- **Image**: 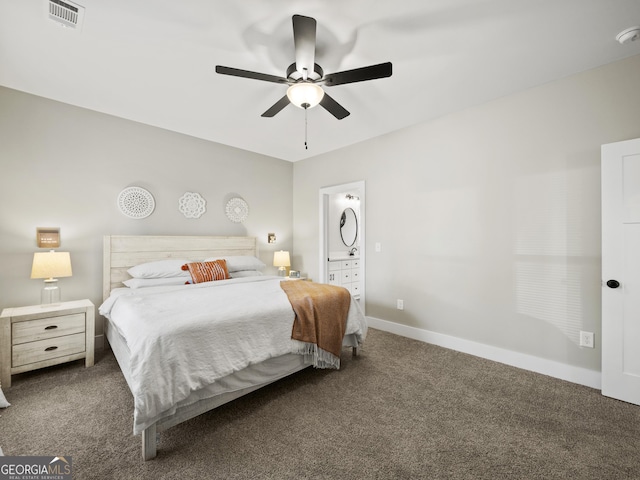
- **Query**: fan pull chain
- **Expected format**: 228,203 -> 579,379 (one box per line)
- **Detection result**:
304,106 -> 308,150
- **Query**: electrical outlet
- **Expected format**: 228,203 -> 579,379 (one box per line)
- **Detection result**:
397,299 -> 404,310
579,331 -> 594,348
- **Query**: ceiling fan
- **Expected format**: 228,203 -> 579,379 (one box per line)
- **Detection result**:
215,14 -> 392,120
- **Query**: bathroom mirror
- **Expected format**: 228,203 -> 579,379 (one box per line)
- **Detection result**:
340,208 -> 358,247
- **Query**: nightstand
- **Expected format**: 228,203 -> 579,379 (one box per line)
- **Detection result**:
0,299 -> 95,388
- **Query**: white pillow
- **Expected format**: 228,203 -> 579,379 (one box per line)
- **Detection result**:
230,270 -> 264,278
204,256 -> 265,272
127,259 -> 190,279
124,277 -> 190,289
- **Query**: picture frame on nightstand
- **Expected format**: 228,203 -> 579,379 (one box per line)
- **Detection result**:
288,270 -> 300,278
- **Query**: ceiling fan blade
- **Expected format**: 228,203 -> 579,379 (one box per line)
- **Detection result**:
324,62 -> 392,86
261,95 -> 291,117
319,93 -> 350,120
292,14 -> 316,77
215,65 -> 288,84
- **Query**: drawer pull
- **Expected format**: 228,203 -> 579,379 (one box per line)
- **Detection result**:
44,346 -> 58,352
44,325 -> 58,330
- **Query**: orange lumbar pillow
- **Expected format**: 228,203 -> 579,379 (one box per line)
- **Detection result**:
182,260 -> 229,284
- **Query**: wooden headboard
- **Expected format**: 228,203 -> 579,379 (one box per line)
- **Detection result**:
103,235 -> 258,301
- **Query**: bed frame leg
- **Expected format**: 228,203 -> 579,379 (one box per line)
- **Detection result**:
142,424 -> 158,461
352,346 -> 358,357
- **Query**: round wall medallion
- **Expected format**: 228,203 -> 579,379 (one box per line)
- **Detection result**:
225,197 -> 249,223
179,192 -> 206,219
117,186 -> 155,219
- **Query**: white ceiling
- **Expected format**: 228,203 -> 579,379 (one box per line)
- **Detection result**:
1,0 -> 639,162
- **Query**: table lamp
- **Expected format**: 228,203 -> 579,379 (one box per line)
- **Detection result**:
273,251 -> 290,277
31,251 -> 72,304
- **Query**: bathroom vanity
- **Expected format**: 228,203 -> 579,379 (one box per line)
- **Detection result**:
328,257 -> 360,298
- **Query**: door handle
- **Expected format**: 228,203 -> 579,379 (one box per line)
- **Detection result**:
606,279 -> 620,289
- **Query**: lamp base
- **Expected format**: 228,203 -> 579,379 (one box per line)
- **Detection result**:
277,267 -> 287,277
41,279 -> 60,304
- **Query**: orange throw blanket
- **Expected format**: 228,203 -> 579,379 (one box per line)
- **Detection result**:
280,280 -> 351,369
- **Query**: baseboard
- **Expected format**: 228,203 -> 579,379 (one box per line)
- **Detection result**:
366,316 -> 601,390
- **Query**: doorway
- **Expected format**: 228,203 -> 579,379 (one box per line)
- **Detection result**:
319,181 -> 365,314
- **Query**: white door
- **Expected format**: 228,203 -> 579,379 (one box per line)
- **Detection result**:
601,137 -> 640,405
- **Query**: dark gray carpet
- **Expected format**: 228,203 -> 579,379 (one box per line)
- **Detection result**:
1,328 -> 639,479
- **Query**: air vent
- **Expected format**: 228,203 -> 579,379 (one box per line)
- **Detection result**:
48,0 -> 84,29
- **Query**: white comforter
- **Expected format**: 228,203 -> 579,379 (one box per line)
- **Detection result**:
99,276 -> 367,434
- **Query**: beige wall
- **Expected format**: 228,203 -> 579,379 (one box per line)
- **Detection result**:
293,54 -> 640,373
0,88 -> 293,339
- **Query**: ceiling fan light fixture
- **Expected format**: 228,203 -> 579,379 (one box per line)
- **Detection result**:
287,82 -> 324,109
217,15 -> 391,120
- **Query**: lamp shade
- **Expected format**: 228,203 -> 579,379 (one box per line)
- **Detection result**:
286,82 -> 324,109
31,251 -> 72,280
273,251 -> 291,268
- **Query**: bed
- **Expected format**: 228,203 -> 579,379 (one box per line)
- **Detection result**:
99,235 -> 367,460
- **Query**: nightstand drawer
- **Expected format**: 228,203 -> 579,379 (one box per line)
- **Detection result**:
12,314 -> 85,345
12,332 -> 86,368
